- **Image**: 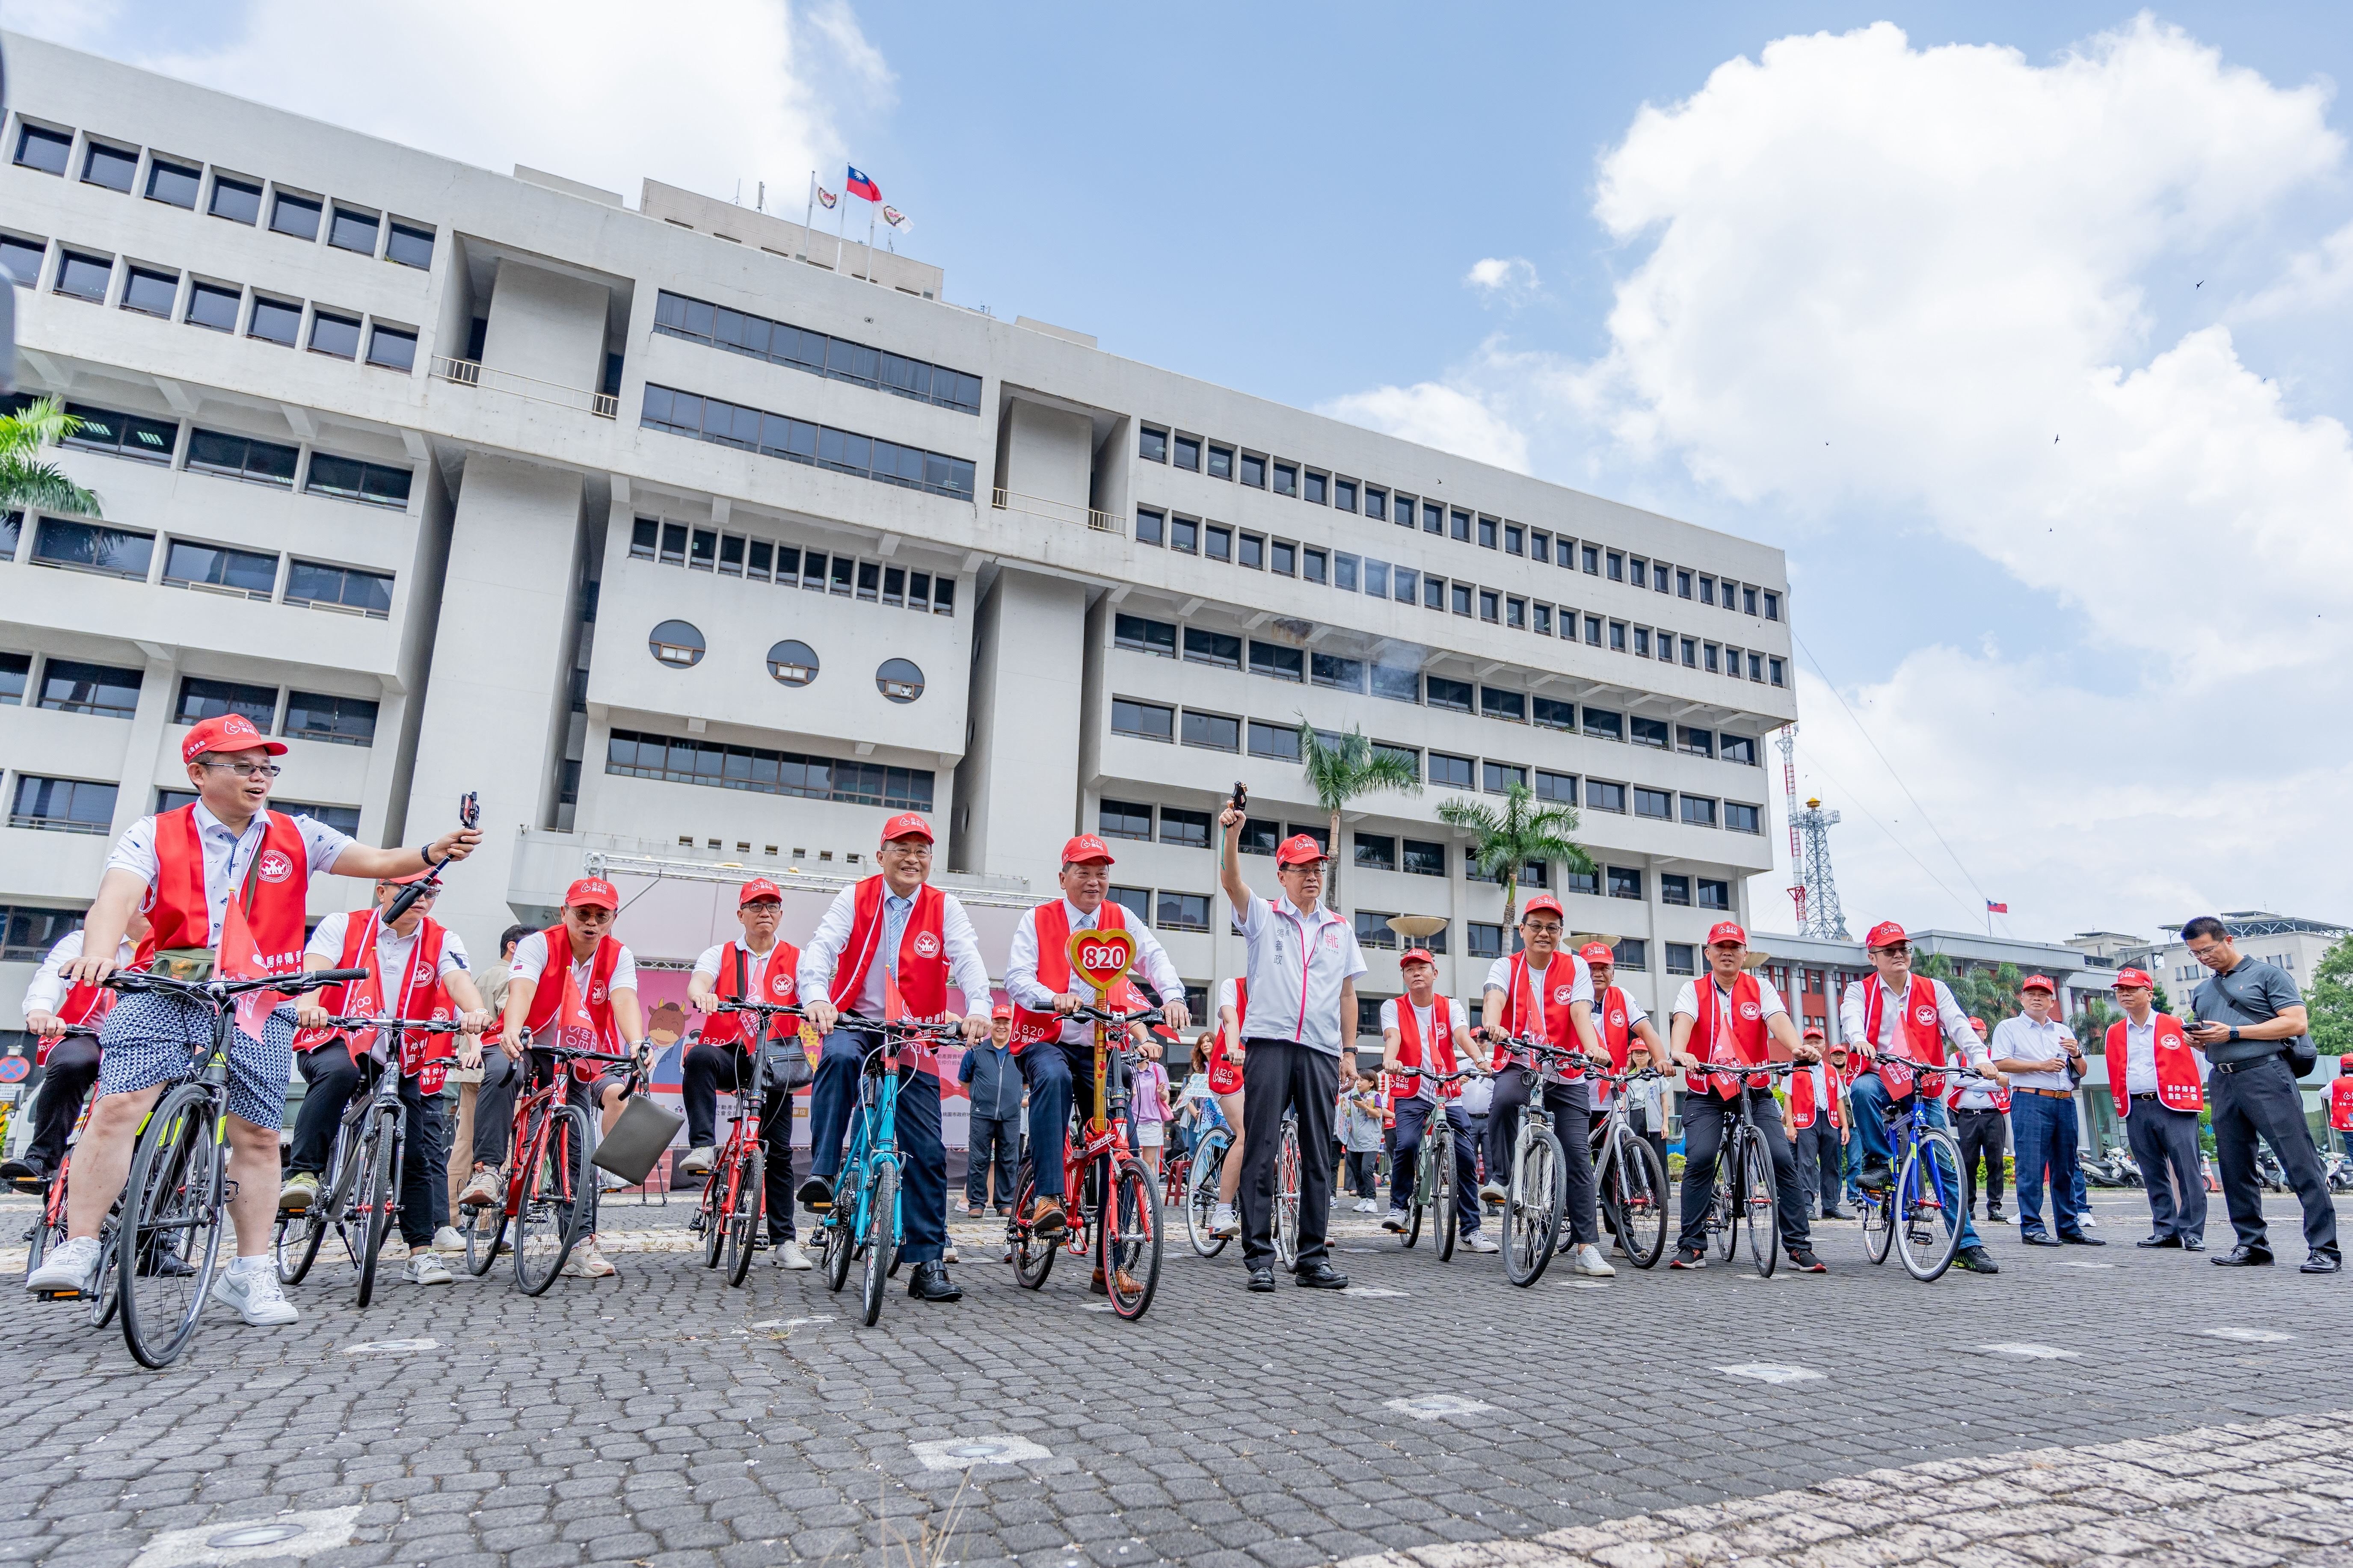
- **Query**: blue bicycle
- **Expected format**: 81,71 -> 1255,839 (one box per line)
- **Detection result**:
817,1014 -> 961,1326
1857,1051 -> 1966,1281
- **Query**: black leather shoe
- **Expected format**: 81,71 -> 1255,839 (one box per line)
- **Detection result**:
1246,1266 -> 1277,1293
2182,1237 -> 2205,1252
1822,1209 -> 1849,1222
1293,1260 -> 1350,1290
1953,1245 -> 2000,1274
906,1261 -> 962,1301
2212,1245 -> 2274,1266
0,1157 -> 46,1187
1855,1163 -> 1893,1193
797,1175 -> 834,1210
2059,1233 -> 2106,1247
2137,1235 -> 2181,1248
2020,1233 -> 2060,1247
2300,1254 -> 2341,1275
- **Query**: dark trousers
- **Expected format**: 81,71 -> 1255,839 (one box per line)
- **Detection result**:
2125,1101 -> 2207,1242
290,1043 -> 448,1246
1676,1087 -> 1810,1254
809,1027 -> 948,1265
1486,1070 -> 1597,1247
23,1035 -> 102,1172
1955,1106 -> 2008,1217
967,1114 -> 1019,1210
1390,1095 -> 1482,1230
472,1050 -> 603,1232
1793,1117 -> 1846,1217
682,1042 -> 802,1241
2211,1054 -> 2338,1260
1344,1150 -> 1379,1198
1019,1039 -> 1125,1199
2339,1129 -> 2353,1160
2010,1092 -> 2085,1239
681,1041 -> 741,1148
1238,1038 -> 1337,1268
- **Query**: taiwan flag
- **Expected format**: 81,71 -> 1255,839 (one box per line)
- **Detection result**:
1986,900 -> 2008,914
845,166 -> 881,202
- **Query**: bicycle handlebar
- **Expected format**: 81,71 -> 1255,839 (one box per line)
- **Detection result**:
323,1015 -> 468,1033
507,1027 -> 635,1064
1867,1050 -> 1967,1076
834,1012 -> 967,1040
712,998 -> 805,1016
108,966 -> 369,1000
1071,1002 -> 1166,1028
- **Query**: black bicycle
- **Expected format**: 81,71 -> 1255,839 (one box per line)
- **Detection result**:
691,998 -> 805,1287
102,965 -> 367,1368
1480,1031 -> 1589,1287
1690,1057 -> 1798,1278
1588,1065 -> 1671,1269
1391,1065 -> 1484,1259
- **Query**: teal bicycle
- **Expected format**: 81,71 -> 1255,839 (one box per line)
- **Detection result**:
816,1013 -> 962,1327
1857,1051 -> 1966,1281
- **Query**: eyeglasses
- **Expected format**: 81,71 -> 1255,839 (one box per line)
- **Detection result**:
1874,944 -> 1912,957
200,760 -> 282,779
1522,922 -> 1562,936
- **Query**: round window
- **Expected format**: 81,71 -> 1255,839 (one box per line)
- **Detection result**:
767,639 -> 819,687
876,657 -> 925,704
649,619 -> 705,668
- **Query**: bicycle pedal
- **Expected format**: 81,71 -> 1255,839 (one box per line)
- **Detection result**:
33,1288 -> 84,1301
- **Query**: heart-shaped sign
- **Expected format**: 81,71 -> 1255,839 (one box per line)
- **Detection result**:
1067,929 -> 1136,997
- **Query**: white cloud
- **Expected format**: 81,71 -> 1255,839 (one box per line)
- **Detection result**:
1318,381 -> 1531,473
1464,256 -> 1541,305
2236,218 -> 2353,320
41,0 -> 877,208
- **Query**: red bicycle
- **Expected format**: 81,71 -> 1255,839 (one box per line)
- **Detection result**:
460,1032 -> 634,1293
22,1026 -> 103,1315
1008,1002 -> 1165,1319
691,998 -> 804,1287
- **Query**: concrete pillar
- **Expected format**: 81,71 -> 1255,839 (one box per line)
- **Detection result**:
481,259 -> 608,394
954,568 -> 1086,896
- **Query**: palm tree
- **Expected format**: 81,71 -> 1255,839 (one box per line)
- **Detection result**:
1295,721 -> 1421,911
0,396 -> 100,517
1437,781 -> 1592,943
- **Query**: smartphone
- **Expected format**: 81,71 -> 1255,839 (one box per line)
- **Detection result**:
459,790 -> 480,830
1232,780 -> 1248,811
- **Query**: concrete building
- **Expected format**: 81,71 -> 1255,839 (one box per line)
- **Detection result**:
0,33 -> 1796,1059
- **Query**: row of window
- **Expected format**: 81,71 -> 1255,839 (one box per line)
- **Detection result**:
623,517 -> 958,614
641,385 -> 978,501
652,292 -> 982,414
605,728 -> 935,811
3,512 -> 395,619
2,230 -> 424,374
639,620 -> 928,701
11,116 -> 436,268
1111,614 -> 1766,761
6,394 -> 414,509
0,657 -> 378,747
2,775 -> 364,839
1134,431 -> 1781,623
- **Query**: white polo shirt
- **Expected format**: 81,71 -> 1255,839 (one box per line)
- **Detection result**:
1991,1013 -> 2077,1092
106,804 -> 354,938
1231,893 -> 1367,1057
1379,994 -> 1468,1103
510,930 -> 639,999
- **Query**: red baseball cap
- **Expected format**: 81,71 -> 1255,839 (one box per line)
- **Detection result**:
991,1003 -> 1012,1021
879,812 -> 934,847
738,877 -> 783,907
1399,948 -> 1437,967
564,876 -> 619,911
380,870 -> 439,887
1274,833 -> 1327,866
1706,920 -> 1748,948
181,712 -> 287,764
1864,920 -> 1908,950
1521,894 -> 1565,921
2021,974 -> 2056,993
1578,941 -> 1615,966
1969,1016 -> 1990,1035
1802,1024 -> 1826,1041
2114,967 -> 2154,990
1061,834 -> 1115,866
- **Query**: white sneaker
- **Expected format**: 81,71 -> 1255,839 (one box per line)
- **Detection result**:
598,1170 -> 628,1193
773,1240 -> 812,1271
1381,1208 -> 1410,1234
560,1241 -> 616,1278
678,1145 -> 717,1177
1479,1181 -> 1507,1204
378,1235 -> 411,1261
1462,1233 -> 1499,1254
430,1226 -> 466,1254
1357,1198 -> 1378,1213
26,1235 -> 102,1295
2078,1213 -> 2098,1228
404,1252 -> 454,1286
943,1244 -> 960,1263
1573,1243 -> 1617,1278
211,1260 -> 301,1325
1211,1203 -> 1239,1238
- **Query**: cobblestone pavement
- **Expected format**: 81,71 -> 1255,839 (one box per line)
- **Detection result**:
8,1189 -> 2352,1568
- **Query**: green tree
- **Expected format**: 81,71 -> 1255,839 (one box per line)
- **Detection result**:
1295,722 -> 1420,912
2312,934 -> 2353,1057
1436,782 -> 1591,942
0,396 -> 100,516
1916,954 -> 2023,1032
2071,996 -> 2119,1052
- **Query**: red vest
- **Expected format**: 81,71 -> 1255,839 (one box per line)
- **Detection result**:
1008,899 -> 1144,1054
2330,1076 -> 2353,1133
295,912 -> 459,1092
1390,994 -> 1461,1101
1685,972 -> 1771,1099
1494,952 -> 1587,1081
1790,1062 -> 1845,1130
697,940 -> 803,1047
1863,976 -> 1946,1099
2106,1012 -> 2204,1115
1590,985 -> 1637,1108
830,877 -> 950,1020
522,929 -> 625,1082
136,805 -> 311,974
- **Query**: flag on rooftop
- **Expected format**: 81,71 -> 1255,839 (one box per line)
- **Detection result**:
846,166 -> 881,202
1986,900 -> 2008,914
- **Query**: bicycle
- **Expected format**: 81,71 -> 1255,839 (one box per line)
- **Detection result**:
1688,1057 -> 1798,1278
458,1030 -> 636,1294
1480,1031 -> 1583,1287
1588,1065 -> 1671,1269
1008,1003 -> 1167,1319
1182,1110 -> 1233,1258
690,997 -> 804,1288
1393,1065 -> 1484,1259
1272,1109 -> 1302,1269
21,1026 -> 97,1281
272,1008 -> 467,1305
1855,1052 -> 1967,1281
98,964 -> 367,1369
815,1013 -> 964,1328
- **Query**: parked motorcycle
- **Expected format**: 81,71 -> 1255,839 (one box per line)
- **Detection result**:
2078,1148 -> 2143,1188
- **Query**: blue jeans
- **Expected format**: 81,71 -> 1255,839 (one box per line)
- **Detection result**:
808,1027 -> 948,1266
2009,1092 -> 2084,1239
1848,1072 -> 1981,1251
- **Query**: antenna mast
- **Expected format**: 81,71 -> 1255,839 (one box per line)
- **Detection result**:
1778,727 -> 1850,940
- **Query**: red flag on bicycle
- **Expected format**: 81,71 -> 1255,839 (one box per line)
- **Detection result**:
217,896 -> 287,1040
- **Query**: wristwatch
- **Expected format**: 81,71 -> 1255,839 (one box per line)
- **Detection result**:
2229,1027 -> 2241,1044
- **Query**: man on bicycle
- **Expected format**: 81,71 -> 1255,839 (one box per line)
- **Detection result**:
1836,920 -> 2001,1275
1668,921 -> 1826,1273
286,873 -> 492,1286
797,814 -> 993,1304
26,713 -> 482,1319
1580,941 -> 1670,1248
682,877 -> 812,1271
1478,896 -> 1614,1278
460,876 -> 650,1280
1377,948 -> 1488,1252
1003,835 -> 1190,1277
2,910 -> 146,1190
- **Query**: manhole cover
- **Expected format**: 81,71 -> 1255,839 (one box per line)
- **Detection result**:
206,1526 -> 305,1550
910,1434 -> 1053,1470
130,1506 -> 363,1568
1716,1363 -> 1824,1385
1340,1286 -> 1406,1297
2051,1261 -> 2114,1269
1980,1343 -> 2079,1359
340,1339 -> 439,1355
2202,1327 -> 2292,1343
1383,1394 -> 1493,1420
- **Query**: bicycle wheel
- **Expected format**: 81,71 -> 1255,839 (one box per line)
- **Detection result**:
725,1148 -> 764,1288
822,1164 -> 862,1294
859,1160 -> 898,1328
86,1222 -> 121,1327
25,1186 -> 68,1283
118,1084 -> 227,1370
1895,1127 -> 1964,1282
1011,1160 -> 1056,1288
1184,1138 -> 1226,1259
355,1112 -> 400,1308
1273,1121 -> 1301,1270
1612,1131 -> 1670,1269
1712,1142 -> 1741,1263
1502,1127 -> 1566,1287
1102,1156 -> 1162,1320
462,1198 -> 507,1277
1433,1125 -> 1458,1262
698,1145 -> 729,1269
514,1105 -> 591,1296
1740,1127 -> 1778,1278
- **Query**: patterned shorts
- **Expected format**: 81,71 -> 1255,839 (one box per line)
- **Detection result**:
98,992 -> 298,1130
